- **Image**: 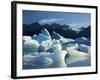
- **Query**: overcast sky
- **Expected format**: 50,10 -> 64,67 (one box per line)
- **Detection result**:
23,10 -> 90,30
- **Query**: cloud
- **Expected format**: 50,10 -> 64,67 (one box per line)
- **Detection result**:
68,23 -> 89,31
39,18 -> 62,24
68,23 -> 88,27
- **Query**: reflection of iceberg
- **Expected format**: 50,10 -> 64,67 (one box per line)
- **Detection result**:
23,29 -> 91,69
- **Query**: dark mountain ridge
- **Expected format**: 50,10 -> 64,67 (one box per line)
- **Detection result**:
23,22 -> 90,39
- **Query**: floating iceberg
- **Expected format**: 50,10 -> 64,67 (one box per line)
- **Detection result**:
65,44 -> 90,64
32,28 -> 51,43
31,55 -> 53,66
23,29 -> 91,69
23,54 -> 53,68
38,40 -> 51,52
74,37 -> 90,45
41,28 -> 51,38
51,39 -> 60,44
23,39 -> 40,55
23,36 -> 32,43
33,33 -> 51,43
52,31 -> 63,39
23,50 -> 67,68
78,44 -> 90,53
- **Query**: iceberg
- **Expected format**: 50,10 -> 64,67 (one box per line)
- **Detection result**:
23,50 -> 67,68
78,44 -> 90,53
52,31 -> 63,39
23,36 -> 32,43
65,45 -> 90,64
74,37 -> 90,45
23,29 -> 91,69
32,55 -> 53,66
38,40 -> 51,52
23,54 -> 53,68
51,39 -> 60,44
33,33 -> 51,43
41,28 -> 51,38
52,44 -> 62,53
32,28 -> 51,43
23,39 -> 40,55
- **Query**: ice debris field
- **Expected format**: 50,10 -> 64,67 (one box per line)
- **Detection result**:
23,28 -> 91,69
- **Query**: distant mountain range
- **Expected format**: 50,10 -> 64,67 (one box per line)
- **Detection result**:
23,22 -> 90,39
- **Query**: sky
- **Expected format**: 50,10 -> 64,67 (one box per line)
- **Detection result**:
23,10 -> 91,30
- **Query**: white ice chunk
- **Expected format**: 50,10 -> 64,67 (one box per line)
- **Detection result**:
23,36 -> 32,42
38,40 -> 51,52
32,55 -> 53,66
32,33 -> 51,43
52,39 -> 60,44
52,44 -> 62,53
52,31 -> 63,39
23,39 -> 40,55
23,54 -> 53,67
23,50 -> 68,68
41,28 -> 51,38
79,44 -> 90,53
65,45 -> 90,64
74,37 -> 89,45
32,29 -> 51,43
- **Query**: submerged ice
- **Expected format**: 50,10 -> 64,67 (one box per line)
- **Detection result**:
23,28 -> 91,69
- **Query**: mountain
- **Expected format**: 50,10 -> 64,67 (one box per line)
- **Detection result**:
23,22 -> 43,36
23,22 -> 90,39
78,26 -> 91,38
43,23 -> 77,38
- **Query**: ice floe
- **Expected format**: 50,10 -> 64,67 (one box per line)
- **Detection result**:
23,29 -> 91,69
